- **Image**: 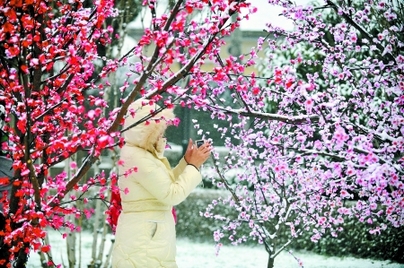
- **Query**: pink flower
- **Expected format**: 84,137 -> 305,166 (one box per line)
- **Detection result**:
70,162 -> 77,169
340,190 -> 352,199
318,216 -> 326,225
305,98 -> 314,113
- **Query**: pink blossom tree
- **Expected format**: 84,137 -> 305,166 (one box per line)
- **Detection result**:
197,0 -> 403,267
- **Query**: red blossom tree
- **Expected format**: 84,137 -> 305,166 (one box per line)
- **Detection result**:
0,0 -> 256,266
0,0 -> 403,267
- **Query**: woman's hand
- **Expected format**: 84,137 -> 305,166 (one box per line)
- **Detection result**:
183,139 -> 211,170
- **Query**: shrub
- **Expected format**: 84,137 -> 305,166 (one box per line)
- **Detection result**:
176,189 -> 226,241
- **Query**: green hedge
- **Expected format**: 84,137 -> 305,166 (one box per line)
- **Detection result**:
295,217 -> 404,264
175,189 -> 404,264
175,189 -> 224,241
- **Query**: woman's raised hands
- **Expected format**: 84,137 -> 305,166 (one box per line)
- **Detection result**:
183,139 -> 212,170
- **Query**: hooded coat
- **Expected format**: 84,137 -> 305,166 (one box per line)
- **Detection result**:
112,99 -> 202,268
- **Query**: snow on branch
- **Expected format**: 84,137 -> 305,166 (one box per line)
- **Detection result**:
212,105 -> 320,124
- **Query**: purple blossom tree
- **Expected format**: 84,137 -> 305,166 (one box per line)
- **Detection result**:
196,0 -> 403,267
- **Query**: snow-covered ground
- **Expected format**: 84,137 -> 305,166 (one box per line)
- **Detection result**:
27,230 -> 404,268
177,238 -> 404,268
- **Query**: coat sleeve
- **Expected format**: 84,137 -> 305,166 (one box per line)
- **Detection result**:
136,158 -> 202,206
172,157 -> 188,179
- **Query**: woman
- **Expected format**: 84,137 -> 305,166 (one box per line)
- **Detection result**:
112,98 -> 211,267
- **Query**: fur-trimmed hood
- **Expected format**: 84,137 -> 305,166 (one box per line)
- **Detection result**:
123,98 -> 175,154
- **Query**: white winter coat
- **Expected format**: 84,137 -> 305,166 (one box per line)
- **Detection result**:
112,99 -> 201,268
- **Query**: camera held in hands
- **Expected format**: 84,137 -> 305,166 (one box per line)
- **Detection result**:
196,140 -> 204,148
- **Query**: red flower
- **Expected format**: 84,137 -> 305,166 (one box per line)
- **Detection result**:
252,87 -> 260,95
6,46 -> 20,58
106,190 -> 122,234
3,22 -> 14,33
285,79 -> 294,89
0,177 -> 10,185
41,245 -> 51,253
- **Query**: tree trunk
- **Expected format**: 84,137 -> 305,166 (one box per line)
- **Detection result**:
1,156 -> 29,267
267,255 -> 275,268
14,244 -> 30,268
67,228 -> 76,268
